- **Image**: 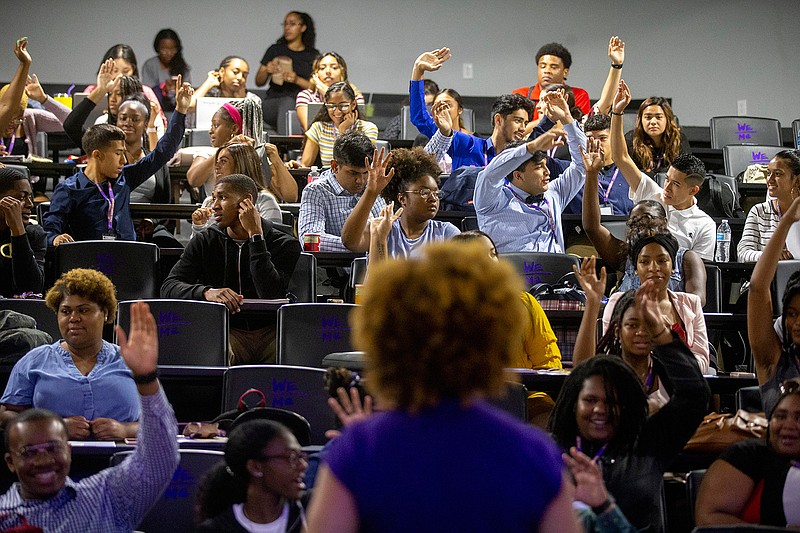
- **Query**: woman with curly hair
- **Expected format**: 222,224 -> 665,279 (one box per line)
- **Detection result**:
625,96 -> 690,175
307,241 -> 581,532
0,269 -> 140,440
549,281 -> 709,532
340,147 -> 459,259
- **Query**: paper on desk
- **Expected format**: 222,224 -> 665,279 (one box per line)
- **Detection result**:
69,441 -> 117,447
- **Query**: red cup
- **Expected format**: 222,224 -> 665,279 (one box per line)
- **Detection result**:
303,233 -> 321,252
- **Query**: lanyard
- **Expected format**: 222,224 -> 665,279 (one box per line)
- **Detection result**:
643,357 -> 655,392
7,134 -> 15,154
505,185 -> 557,234
94,181 -> 115,231
547,137 -> 562,158
576,436 -> 607,461
602,168 -> 620,204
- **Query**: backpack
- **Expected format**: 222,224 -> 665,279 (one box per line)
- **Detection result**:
529,273 -> 586,311
695,174 -> 744,219
440,166 -> 481,212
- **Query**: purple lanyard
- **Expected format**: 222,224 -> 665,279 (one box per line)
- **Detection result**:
547,137 -> 562,158
7,134 -> 15,154
94,181 -> 115,231
602,168 -> 620,204
643,358 -> 655,392
576,436 -> 607,461
505,185 -> 557,234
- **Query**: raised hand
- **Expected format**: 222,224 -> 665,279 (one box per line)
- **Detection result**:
14,37 -> 31,67
573,255 -> 607,304
542,89 -> 572,124
612,79 -> 632,114
608,36 -> 625,65
413,47 -> 452,78
114,300 -> 158,378
580,137 -> 606,175
174,74 -> 194,114
370,201 -> 403,240
191,206 -> 211,226
325,386 -> 374,439
96,58 -> 117,94
24,74 -> 46,104
365,147 -> 395,195
432,101 -> 453,136
636,279 -> 670,338
563,447 -> 611,508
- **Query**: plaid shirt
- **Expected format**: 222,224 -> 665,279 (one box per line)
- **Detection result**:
298,171 -> 386,252
0,388 -> 179,533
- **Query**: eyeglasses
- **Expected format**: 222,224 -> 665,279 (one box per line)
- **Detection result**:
403,188 -> 444,200
282,21 -> 302,27
325,102 -> 354,112
12,441 -> 68,461
260,449 -> 308,468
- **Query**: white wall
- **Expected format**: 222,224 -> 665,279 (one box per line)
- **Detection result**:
1,0 -> 798,126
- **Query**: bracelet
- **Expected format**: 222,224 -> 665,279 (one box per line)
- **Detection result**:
132,369 -> 159,384
592,495 -> 615,515
611,63 -> 623,70
610,111 -> 624,116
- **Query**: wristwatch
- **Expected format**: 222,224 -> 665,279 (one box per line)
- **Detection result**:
250,234 -> 264,243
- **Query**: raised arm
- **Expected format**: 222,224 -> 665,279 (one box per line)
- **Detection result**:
409,48 -> 451,138
609,80 -> 643,192
62,59 -> 117,146
749,196 -> 800,383
107,301 -> 180,528
680,249 -> 707,306
572,256 -> 607,365
0,38 -> 31,135
366,203 -> 402,276
581,138 -> 625,269
593,37 -> 625,115
341,148 -> 394,252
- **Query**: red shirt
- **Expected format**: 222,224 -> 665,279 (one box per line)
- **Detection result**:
512,83 -> 591,120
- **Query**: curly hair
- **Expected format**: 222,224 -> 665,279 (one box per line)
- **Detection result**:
632,97 -> 682,172
535,42 -> 573,69
45,268 -> 118,324
380,147 -> 442,204
352,241 -> 526,412
0,84 -> 27,114
548,356 -> 648,455
619,201 -> 669,264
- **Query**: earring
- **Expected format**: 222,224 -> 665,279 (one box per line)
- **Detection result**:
254,472 -> 263,478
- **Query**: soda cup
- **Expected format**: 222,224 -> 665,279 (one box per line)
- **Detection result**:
303,233 -> 320,252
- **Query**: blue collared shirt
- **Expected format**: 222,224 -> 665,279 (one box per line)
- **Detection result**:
409,80 -> 491,169
298,170 -> 386,252
474,121 -> 587,253
563,163 -> 633,215
43,111 -> 186,245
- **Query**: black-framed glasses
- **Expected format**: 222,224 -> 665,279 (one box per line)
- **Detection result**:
11,441 -> 68,461
260,449 -> 308,468
325,102 -> 353,112
403,188 -> 444,200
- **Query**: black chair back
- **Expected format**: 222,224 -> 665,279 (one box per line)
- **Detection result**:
710,116 -> 781,149
499,252 -> 581,287
277,303 -> 356,366
0,299 -> 60,340
286,252 -> 317,303
117,299 -> 228,366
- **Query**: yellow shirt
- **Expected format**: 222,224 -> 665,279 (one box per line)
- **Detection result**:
508,292 -> 562,370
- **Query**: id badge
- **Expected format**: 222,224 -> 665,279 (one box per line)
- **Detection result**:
599,204 -> 613,215
102,233 -> 117,241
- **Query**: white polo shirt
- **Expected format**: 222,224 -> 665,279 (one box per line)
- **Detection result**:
631,173 -> 717,261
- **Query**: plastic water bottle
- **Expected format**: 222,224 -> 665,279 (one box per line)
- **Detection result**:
715,219 -> 731,262
307,165 -> 320,184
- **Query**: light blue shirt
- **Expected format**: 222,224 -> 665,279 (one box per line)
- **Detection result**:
473,121 -> 586,253
1,340 -> 140,422
387,219 -> 460,258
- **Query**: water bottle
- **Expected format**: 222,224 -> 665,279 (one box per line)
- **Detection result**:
715,219 -> 731,262
307,165 -> 320,184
